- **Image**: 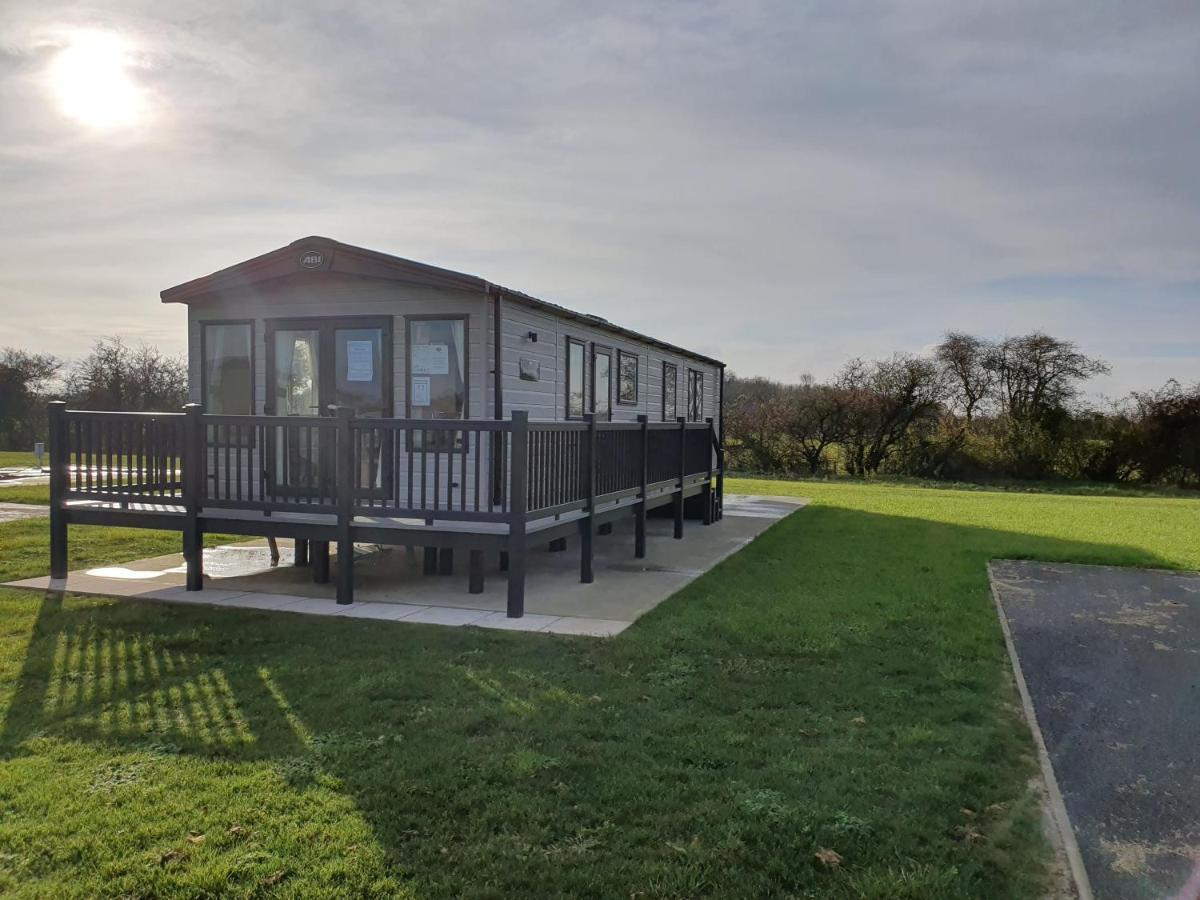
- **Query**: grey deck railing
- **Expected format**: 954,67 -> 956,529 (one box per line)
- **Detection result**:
47,402 -> 723,615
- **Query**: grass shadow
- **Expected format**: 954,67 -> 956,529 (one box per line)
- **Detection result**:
0,496 -> 1193,897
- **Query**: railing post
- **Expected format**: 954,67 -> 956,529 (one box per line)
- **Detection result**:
579,413 -> 596,583
506,411 -> 528,617
334,405 -> 355,604
716,417 -> 725,521
674,416 -> 686,539
182,403 -> 204,591
48,401 -> 68,580
635,414 -> 648,559
703,416 -> 715,525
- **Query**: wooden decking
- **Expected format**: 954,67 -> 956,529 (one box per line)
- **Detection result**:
48,404 -> 723,616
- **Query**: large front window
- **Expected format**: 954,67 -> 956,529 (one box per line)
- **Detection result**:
202,322 -> 253,414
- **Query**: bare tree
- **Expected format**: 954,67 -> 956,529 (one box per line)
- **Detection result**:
837,354 -> 946,474
984,333 -> 1109,424
1130,380 -> 1200,486
785,383 -> 848,474
724,375 -> 794,473
936,332 -> 995,422
65,337 -> 188,411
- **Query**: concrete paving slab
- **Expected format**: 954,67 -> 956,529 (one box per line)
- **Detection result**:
216,592 -> 312,611
0,502 -> 48,523
150,586 -> 251,604
474,611 -> 561,632
542,616 -> 630,637
991,560 -> 1200,900
402,606 -> 492,626
3,494 -> 806,637
338,602 -> 430,621
273,597 -> 357,617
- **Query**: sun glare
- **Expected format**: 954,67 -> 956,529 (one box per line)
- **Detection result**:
48,30 -> 148,130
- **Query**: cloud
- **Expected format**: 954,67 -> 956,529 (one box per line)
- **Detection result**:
0,1 -> 1197,395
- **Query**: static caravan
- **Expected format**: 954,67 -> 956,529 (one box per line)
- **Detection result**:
47,237 -> 726,616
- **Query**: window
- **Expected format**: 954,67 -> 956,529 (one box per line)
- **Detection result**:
688,368 -> 705,422
407,317 -> 467,449
407,317 -> 467,418
618,349 -> 638,404
566,338 -> 586,418
202,322 -> 253,414
591,345 -> 612,419
662,362 -> 678,421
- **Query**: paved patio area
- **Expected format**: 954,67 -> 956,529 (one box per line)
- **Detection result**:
991,559 -> 1200,900
6,494 -> 806,637
0,502 -> 48,523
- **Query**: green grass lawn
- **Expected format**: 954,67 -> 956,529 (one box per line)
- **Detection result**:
0,447 -> 48,505
0,484 -> 49,505
0,480 -> 1196,897
0,450 -> 45,469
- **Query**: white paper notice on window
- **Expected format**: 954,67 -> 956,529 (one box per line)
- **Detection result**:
411,376 -> 432,407
345,340 -> 374,382
411,343 -> 450,375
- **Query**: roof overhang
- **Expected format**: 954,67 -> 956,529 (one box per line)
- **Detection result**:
160,236 -> 487,304
161,236 -> 724,368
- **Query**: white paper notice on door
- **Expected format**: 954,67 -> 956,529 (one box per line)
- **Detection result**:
411,376 -> 432,407
345,340 -> 375,382
411,343 -> 449,375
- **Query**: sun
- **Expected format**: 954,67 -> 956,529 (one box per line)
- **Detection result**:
47,30 -> 148,130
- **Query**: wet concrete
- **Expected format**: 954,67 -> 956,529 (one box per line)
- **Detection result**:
991,560 -> 1200,899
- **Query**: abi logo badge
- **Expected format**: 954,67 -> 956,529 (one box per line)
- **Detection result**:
300,249 -> 323,268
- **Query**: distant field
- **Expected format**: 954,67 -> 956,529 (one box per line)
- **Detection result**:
0,479 -> 1196,896
0,450 -> 44,469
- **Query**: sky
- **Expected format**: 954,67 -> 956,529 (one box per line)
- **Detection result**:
1,1 -> 1197,398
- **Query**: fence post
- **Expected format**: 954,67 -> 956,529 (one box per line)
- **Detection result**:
48,401 -> 68,580
579,413 -> 596,583
334,405 -> 355,604
506,411 -> 528,617
182,403 -> 204,591
703,417 -> 715,525
674,416 -> 686,539
716,416 -> 725,521
635,414 -> 648,558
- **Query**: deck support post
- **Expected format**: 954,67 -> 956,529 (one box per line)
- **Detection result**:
499,551 -> 509,572
548,537 -> 567,552
468,550 -> 484,593
702,417 -> 715,526
294,538 -> 309,567
182,403 -> 204,590
423,547 -> 438,575
312,542 -> 331,583
635,414 -> 648,559
674,416 -> 686,540
438,548 -> 454,575
579,413 -> 595,584
48,400 -> 69,580
334,405 -> 354,604
506,411 -> 528,617
717,367 -> 725,521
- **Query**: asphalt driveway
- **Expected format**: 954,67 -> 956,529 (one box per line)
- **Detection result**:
991,560 -> 1200,899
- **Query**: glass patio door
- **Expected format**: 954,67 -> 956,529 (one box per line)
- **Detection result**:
267,318 -> 392,497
